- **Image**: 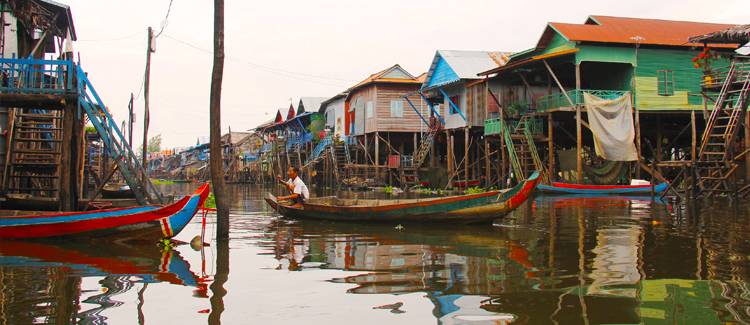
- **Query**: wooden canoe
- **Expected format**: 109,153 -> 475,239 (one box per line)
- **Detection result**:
0,183 -> 210,240
265,172 -> 540,224
537,182 -> 669,195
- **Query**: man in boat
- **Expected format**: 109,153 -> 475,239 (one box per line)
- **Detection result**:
277,166 -> 309,207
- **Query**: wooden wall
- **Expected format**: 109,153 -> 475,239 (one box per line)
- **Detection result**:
372,83 -> 425,133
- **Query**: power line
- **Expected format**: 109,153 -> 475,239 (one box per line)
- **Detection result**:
161,33 -> 355,87
154,0 -> 174,39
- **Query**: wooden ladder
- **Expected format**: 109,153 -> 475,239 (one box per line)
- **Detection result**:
696,60 -> 750,196
502,115 -> 548,183
3,109 -> 63,198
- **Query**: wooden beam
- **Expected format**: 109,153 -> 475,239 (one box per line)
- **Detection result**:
0,94 -> 74,109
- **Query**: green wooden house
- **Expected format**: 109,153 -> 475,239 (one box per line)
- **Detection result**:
478,15 -> 742,184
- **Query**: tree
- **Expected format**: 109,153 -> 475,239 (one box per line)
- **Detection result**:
136,134 -> 163,158
147,134 -> 162,153
210,0 -> 230,240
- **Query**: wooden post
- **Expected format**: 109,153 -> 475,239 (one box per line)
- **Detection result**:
484,139 -> 490,187
745,113 -> 750,181
575,63 -> 582,183
547,113 -> 554,181
375,131 -> 379,180
210,0 -> 230,240
692,110 -> 697,162
656,115 -> 663,165
142,26 -> 154,183
60,109 -> 73,211
635,108 -> 641,179
464,127 -> 469,181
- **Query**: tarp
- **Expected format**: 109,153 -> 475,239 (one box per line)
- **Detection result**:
584,93 -> 638,161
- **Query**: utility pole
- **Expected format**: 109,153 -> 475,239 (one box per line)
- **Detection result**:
143,26 -> 154,182
210,0 -> 230,239
128,93 -> 134,149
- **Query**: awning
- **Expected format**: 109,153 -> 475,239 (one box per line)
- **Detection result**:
478,48 -> 579,76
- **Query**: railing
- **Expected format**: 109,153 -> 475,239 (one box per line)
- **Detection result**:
0,57 -> 75,94
285,132 -> 313,151
260,143 -> 272,153
535,89 -> 629,112
702,62 -> 750,89
306,135 -> 332,164
76,65 -> 163,204
485,117 -> 544,136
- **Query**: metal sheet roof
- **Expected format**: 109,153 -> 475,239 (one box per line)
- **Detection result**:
546,15 -> 739,49
422,50 -> 510,90
298,97 -> 327,114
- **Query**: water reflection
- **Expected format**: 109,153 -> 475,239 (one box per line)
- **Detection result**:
2,184 -> 750,324
0,240 -> 205,324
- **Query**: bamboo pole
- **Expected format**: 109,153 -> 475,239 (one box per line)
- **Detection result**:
575,63 -> 582,183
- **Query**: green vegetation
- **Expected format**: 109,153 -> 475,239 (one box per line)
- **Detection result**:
384,185 -> 394,195
464,186 -> 486,195
85,125 -> 97,134
151,179 -> 176,185
204,192 -> 217,208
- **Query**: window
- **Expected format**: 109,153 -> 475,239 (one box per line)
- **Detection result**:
657,70 -> 675,96
366,101 -> 374,118
448,95 -> 461,115
390,100 -> 404,117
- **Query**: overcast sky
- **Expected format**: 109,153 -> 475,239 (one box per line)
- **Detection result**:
65,0 -> 748,148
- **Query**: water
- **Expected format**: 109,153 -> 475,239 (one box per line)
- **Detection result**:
2,184 -> 750,324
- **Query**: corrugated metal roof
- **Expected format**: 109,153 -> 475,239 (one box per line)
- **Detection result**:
546,15 -> 739,49
319,92 -> 348,113
348,64 -> 421,92
298,97 -> 327,114
422,50 -> 511,90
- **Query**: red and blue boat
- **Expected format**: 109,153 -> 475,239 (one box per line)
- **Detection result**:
0,183 -> 210,240
537,182 -> 668,195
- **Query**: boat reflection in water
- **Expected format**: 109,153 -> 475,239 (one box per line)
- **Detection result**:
0,240 -> 206,324
260,194 -> 750,324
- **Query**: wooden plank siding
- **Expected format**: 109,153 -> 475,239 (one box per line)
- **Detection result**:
372,84 -> 425,133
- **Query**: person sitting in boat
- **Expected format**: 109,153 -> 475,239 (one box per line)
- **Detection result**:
277,166 -> 309,206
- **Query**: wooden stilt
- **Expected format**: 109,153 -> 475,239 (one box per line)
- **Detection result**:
375,131 -> 379,181
484,137 -> 492,187
464,127 -> 469,182
575,63 -> 582,183
548,113 -> 555,181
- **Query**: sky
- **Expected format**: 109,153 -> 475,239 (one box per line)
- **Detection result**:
64,0 -> 749,148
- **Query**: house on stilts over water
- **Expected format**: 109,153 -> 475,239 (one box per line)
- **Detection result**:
477,15 -> 744,197
0,0 -> 162,210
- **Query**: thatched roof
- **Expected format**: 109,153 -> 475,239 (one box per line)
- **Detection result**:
689,24 -> 750,44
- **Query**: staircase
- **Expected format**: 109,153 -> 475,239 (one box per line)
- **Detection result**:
76,66 -> 163,205
329,141 -> 350,182
3,109 -> 63,199
502,115 -> 549,183
400,123 -> 441,187
696,61 -> 750,196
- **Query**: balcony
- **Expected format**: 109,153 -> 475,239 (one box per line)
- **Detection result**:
484,117 -> 544,136
535,89 -> 629,112
0,57 -> 75,94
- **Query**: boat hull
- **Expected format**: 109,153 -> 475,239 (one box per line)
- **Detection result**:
266,172 -> 539,224
537,182 -> 668,195
0,184 -> 210,241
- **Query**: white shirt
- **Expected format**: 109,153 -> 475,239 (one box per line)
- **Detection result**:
287,176 -> 309,200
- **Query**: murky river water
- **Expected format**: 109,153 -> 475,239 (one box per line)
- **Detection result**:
2,183 -> 750,324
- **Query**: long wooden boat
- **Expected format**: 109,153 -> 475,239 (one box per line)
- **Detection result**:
265,172 -> 540,224
0,183 -> 210,240
537,182 -> 668,195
